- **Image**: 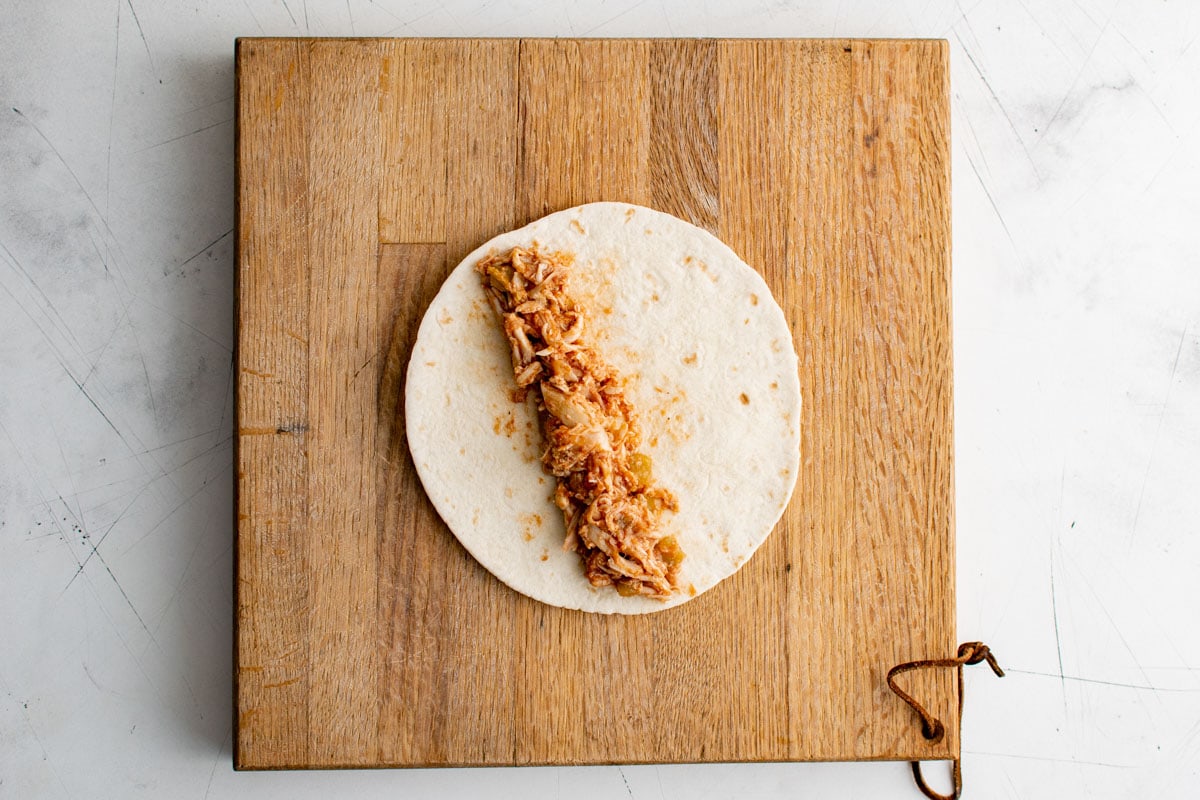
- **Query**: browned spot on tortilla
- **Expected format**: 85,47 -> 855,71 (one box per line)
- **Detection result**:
459,447 -> 466,455
425,360 -> 436,367
645,228 -> 653,235
537,476 -> 546,485
540,550 -> 549,562
689,258 -> 717,282
437,308 -> 453,325
750,293 -> 759,306
519,512 -> 544,542
739,393 -> 750,405
503,413 -> 517,437
472,509 -> 480,525
570,218 -> 586,234
625,208 -> 636,221
770,380 -> 779,390
651,292 -> 660,302
682,353 -> 698,365
504,487 -> 514,499
771,339 -> 782,353
743,318 -> 750,325
688,584 -> 696,597
647,386 -> 689,444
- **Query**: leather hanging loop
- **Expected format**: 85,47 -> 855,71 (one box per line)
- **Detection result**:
886,642 -> 1004,800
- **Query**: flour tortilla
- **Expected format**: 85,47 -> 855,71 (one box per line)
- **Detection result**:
405,202 -> 801,613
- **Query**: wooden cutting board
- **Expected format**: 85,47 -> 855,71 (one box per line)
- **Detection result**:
235,37 -> 953,770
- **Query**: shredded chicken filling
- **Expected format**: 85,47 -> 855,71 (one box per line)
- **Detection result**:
478,247 -> 684,599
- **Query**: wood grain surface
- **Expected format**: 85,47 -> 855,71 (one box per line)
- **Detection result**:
235,37 -> 954,770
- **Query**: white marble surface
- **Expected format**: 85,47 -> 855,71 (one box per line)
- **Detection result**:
2,1 -> 1198,797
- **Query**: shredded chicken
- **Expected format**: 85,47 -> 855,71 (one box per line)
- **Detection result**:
478,246 -> 684,599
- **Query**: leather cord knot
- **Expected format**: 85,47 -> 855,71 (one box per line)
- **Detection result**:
886,641 -> 1004,800
958,642 -> 1004,676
